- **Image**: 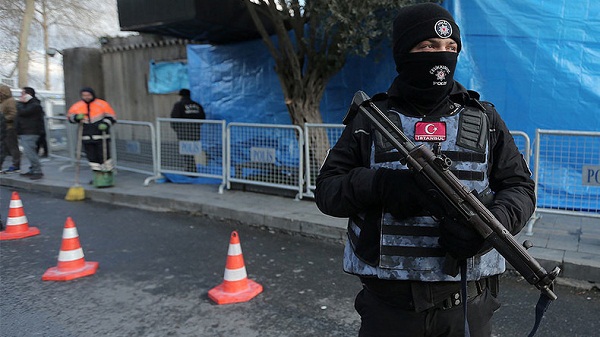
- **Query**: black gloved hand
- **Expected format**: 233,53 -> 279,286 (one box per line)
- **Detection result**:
373,167 -> 425,219
438,217 -> 487,260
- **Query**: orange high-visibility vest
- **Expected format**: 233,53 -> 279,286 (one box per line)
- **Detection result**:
68,99 -> 116,124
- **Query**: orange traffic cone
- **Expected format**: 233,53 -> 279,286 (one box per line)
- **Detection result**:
0,191 -> 40,240
42,217 -> 99,281
208,231 -> 263,305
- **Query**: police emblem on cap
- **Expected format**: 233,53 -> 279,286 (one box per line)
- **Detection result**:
434,20 -> 452,38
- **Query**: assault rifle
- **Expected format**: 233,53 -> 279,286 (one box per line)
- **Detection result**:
344,91 -> 560,302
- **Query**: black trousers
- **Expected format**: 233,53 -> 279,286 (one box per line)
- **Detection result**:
354,286 -> 500,337
182,154 -> 197,172
0,128 -> 21,168
176,136 -> 200,173
36,132 -> 48,156
83,139 -> 111,165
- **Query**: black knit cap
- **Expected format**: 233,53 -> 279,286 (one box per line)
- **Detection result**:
80,87 -> 96,98
179,89 -> 191,97
393,3 -> 461,62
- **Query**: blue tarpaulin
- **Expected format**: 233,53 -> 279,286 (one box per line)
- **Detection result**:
445,0 -> 600,137
187,1 -> 599,132
186,39 -> 395,187
148,60 -> 189,94
444,0 -> 600,211
183,1 -> 599,211
187,41 -> 289,124
187,41 -> 395,123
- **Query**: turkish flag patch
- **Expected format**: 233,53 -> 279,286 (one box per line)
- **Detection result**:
414,121 -> 447,141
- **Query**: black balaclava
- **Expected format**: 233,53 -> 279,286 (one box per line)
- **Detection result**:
389,3 -> 462,112
80,87 -> 96,103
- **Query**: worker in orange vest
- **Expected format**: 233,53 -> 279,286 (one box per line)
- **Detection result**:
67,87 -> 117,187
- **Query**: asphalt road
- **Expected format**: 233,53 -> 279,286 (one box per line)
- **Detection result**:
1,187 -> 598,337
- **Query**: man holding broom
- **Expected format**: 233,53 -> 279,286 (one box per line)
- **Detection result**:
67,87 -> 117,190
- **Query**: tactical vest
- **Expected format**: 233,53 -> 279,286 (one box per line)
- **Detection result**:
343,104 -> 505,281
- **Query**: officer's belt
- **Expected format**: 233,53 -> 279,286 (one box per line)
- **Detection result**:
360,277 -> 488,312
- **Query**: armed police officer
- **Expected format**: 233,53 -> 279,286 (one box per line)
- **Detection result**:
315,3 -> 535,337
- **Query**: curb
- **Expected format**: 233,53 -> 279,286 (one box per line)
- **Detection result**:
0,177 -> 348,242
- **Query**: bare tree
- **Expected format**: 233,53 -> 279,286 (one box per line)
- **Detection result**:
40,0 -> 50,89
245,0 -> 436,126
245,0 -> 437,175
37,0 -> 122,90
1,0 -> 122,90
0,2 -> 23,80
17,0 -> 35,88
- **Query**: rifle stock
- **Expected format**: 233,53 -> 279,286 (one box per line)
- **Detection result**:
348,91 -> 559,300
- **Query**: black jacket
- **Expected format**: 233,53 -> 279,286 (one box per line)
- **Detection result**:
315,84 -> 536,255
16,98 -> 45,136
170,97 -> 206,141
170,97 -> 205,120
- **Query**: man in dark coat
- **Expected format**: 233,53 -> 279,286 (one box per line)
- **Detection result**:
15,87 -> 45,179
170,88 -> 206,172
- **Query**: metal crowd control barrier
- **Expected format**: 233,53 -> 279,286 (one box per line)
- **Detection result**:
113,120 -> 159,185
508,131 -> 540,235
533,129 -> 600,219
303,123 -> 345,198
226,123 -> 304,200
302,126 -> 531,199
44,116 -> 90,173
44,116 -> 73,163
157,118 -> 227,193
45,116 -> 119,178
510,131 -> 531,166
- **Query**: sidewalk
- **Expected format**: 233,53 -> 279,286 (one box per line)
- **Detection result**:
1,157 -> 598,287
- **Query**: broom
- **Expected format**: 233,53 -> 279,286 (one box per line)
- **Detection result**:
65,122 -> 85,201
